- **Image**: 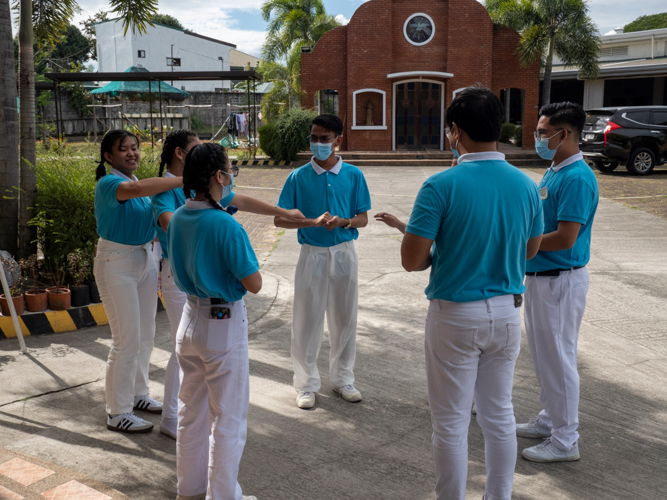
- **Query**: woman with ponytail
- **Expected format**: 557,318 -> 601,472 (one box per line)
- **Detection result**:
152,131 -> 305,440
93,130 -> 182,435
167,143 -> 260,500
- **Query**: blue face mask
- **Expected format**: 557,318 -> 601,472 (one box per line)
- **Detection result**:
534,131 -> 563,160
446,128 -> 460,158
222,173 -> 234,199
310,141 -> 334,162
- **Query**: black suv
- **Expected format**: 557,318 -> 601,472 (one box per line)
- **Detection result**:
580,106 -> 667,175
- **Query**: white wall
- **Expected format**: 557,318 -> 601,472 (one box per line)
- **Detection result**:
95,20 -> 234,91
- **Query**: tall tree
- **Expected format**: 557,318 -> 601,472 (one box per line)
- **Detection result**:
6,0 -> 158,258
261,0 -> 339,96
81,10 -> 108,61
151,14 -> 184,30
0,0 -> 20,255
485,0 -> 600,106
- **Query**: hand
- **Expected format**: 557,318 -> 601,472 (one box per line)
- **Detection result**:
451,157 -> 458,167
283,208 -> 306,222
324,216 -> 348,231
374,212 -> 403,229
312,212 -> 333,227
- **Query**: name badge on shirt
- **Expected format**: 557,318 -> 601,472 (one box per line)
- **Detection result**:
539,187 -> 548,200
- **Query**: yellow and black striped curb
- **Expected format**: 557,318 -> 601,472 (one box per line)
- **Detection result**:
231,160 -> 291,166
0,304 -> 108,339
0,298 -> 165,339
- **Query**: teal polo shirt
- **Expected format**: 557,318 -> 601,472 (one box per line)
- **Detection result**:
151,172 -> 236,259
526,153 -> 599,272
167,200 -> 259,301
95,170 -> 156,245
277,158 -> 372,247
406,152 -> 544,303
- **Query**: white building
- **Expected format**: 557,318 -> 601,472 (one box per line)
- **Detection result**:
94,19 -> 236,92
549,27 -> 667,109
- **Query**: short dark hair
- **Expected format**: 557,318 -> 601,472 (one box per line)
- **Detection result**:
539,101 -> 586,135
311,114 -> 343,136
445,87 -> 503,143
96,130 -> 139,181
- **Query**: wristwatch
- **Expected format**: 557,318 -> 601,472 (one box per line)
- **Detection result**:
344,218 -> 353,229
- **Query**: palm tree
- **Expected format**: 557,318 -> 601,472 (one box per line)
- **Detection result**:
261,0 -> 340,96
1,0 -> 20,255
5,0 -> 158,257
485,0 -> 600,106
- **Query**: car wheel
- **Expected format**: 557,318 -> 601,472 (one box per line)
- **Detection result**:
592,160 -> 618,173
626,147 -> 656,175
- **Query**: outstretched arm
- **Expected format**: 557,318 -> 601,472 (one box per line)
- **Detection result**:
116,176 -> 182,201
274,212 -> 332,229
232,194 -> 305,221
374,212 -> 406,234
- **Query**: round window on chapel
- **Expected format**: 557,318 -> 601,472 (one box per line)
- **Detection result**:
404,13 -> 435,46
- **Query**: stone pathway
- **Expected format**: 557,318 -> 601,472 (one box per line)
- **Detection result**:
0,448 -> 129,500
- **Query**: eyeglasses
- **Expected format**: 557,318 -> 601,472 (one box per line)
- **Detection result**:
307,134 -> 337,144
533,129 -> 564,141
220,166 -> 240,178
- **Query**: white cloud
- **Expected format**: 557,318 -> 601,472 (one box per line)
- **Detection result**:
335,14 -> 350,26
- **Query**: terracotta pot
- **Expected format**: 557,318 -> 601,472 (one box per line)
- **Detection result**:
25,289 -> 48,312
70,284 -> 90,307
47,287 -> 71,310
1,294 -> 24,316
85,279 -> 101,303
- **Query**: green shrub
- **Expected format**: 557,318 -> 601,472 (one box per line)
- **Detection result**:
499,123 -> 516,143
259,122 -> 280,159
514,126 -> 523,147
272,108 -> 316,162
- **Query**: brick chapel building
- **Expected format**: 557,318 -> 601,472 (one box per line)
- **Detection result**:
301,0 -> 540,151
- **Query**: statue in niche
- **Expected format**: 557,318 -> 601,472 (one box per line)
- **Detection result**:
365,98 -> 375,126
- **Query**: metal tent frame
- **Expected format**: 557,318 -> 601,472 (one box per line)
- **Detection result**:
44,70 -> 262,148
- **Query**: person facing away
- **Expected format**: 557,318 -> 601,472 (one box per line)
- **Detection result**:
274,113 -> 372,409
166,142 -> 261,500
401,86 -> 544,500
517,101 -> 599,464
151,130 -> 304,440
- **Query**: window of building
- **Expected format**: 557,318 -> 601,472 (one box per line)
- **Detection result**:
599,45 -> 629,58
137,50 -> 146,58
167,57 -> 181,67
352,89 -> 387,130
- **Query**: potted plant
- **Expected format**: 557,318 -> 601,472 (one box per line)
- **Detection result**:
0,254 -> 24,316
67,249 -> 90,307
46,261 -> 71,311
18,255 -> 48,312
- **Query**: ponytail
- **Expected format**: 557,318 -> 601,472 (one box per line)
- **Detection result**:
182,143 -> 229,212
160,129 -> 198,177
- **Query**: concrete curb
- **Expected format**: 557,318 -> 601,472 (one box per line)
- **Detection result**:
0,298 -> 165,339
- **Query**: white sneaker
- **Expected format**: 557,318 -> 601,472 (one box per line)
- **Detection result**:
175,493 -> 205,500
134,394 -> 163,414
334,384 -> 362,402
242,496 -> 257,500
107,412 -> 154,434
522,438 -> 580,462
160,418 -> 177,440
296,391 -> 315,409
516,417 -> 552,438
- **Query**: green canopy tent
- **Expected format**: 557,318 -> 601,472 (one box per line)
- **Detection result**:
89,66 -> 190,142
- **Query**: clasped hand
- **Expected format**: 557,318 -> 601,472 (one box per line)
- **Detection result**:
313,212 -> 348,231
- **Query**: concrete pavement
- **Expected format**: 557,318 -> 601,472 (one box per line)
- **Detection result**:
0,166 -> 666,499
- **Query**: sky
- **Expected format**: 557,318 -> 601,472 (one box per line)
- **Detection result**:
10,0 -> 667,59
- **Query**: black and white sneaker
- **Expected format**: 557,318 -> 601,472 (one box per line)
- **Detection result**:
134,394 -> 163,414
107,412 -> 154,434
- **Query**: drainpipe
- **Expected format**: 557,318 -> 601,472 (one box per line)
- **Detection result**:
651,34 -> 655,59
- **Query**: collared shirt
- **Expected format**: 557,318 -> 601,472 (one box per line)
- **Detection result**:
527,153 -> 599,272
94,169 -> 155,245
277,157 -> 372,247
151,172 -> 186,260
550,151 -> 584,172
406,156 -> 544,303
167,199 -> 259,301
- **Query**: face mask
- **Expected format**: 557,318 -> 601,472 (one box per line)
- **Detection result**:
310,141 -> 334,162
221,172 -> 234,199
534,131 -> 563,160
446,129 -> 460,158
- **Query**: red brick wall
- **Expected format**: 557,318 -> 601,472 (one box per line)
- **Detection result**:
301,0 -> 540,151
491,25 -> 541,150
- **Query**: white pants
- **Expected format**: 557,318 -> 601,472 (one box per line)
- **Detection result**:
524,267 -> 589,451
176,296 -> 249,500
425,295 -> 521,500
161,258 -> 188,425
94,238 -> 158,415
292,241 -> 358,392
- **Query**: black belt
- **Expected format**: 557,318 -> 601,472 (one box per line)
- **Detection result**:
526,266 -> 584,277
210,298 -> 228,305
